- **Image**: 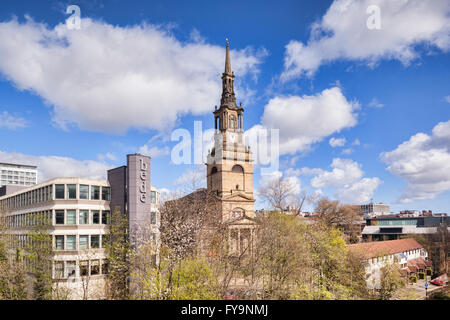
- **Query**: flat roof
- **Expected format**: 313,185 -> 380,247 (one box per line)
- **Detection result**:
0,162 -> 37,169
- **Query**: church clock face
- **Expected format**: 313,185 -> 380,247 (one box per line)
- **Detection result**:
229,132 -> 236,143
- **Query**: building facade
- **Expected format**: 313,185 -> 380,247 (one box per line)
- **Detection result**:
348,238 -> 431,289
107,154 -> 159,249
362,215 -> 450,242
360,202 -> 390,219
0,177 -> 111,299
205,40 -> 257,254
0,154 -> 161,299
206,40 -> 255,222
0,162 -> 37,187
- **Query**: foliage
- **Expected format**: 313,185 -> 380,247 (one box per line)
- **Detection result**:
315,198 -> 361,243
169,255 -> 220,300
25,212 -> 53,300
377,263 -> 405,300
105,207 -> 132,300
132,246 -> 220,300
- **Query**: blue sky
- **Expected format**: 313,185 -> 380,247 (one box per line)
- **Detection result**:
0,0 -> 449,212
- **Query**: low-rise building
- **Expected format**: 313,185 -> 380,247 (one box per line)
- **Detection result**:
362,215 -> 450,242
348,238 -> 431,289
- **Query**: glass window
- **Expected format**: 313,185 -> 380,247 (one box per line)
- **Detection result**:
151,191 -> 156,204
91,186 -> 100,200
55,184 -> 65,199
92,210 -> 100,224
79,185 -> 89,199
151,212 -> 156,225
55,210 -> 65,224
79,210 -> 89,224
102,210 -> 110,225
79,235 -> 89,250
67,184 -> 76,199
80,260 -> 89,276
54,261 -> 64,278
102,186 -> 111,201
91,260 -> 99,275
91,235 -> 100,248
66,235 -> 76,250
66,261 -> 76,278
66,210 -> 76,225
55,235 -> 64,250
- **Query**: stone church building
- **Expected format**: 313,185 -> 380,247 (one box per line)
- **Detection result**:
205,40 -> 257,253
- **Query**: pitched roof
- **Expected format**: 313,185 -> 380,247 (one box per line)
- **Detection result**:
347,238 -> 423,260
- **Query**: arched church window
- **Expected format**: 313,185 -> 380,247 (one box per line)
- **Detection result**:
211,167 -> 218,175
229,115 -> 236,129
231,165 -> 244,173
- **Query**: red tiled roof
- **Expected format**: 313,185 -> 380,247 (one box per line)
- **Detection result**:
348,238 -> 423,260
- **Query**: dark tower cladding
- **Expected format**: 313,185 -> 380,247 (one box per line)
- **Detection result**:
107,153 -> 151,245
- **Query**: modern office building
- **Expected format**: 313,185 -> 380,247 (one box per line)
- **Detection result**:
0,177 -> 111,299
360,202 -> 390,219
0,162 -> 37,187
107,154 -> 159,249
362,215 -> 450,242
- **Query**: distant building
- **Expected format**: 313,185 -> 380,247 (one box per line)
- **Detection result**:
362,215 -> 450,242
0,162 -> 37,187
362,214 -> 449,274
360,202 -> 390,219
348,238 -> 431,289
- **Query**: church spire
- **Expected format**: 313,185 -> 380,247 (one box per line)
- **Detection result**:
225,38 -> 231,74
221,38 -> 236,108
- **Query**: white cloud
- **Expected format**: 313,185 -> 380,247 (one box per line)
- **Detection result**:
381,119 -> 450,202
329,137 -> 346,147
0,151 -> 112,182
302,158 -> 381,203
352,138 -> 361,146
0,111 -> 27,129
254,87 -> 358,155
281,0 -> 450,80
138,145 -> 170,158
368,97 -> 384,108
444,96 -> 450,104
97,152 -> 117,162
0,17 -> 265,133
341,148 -> 354,155
173,165 -> 205,188
337,177 -> 382,203
310,158 -> 364,188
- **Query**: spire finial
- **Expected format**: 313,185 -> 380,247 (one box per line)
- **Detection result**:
224,37 -> 231,74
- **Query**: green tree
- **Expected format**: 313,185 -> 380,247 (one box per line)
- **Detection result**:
105,207 -> 132,300
9,248 -> 27,300
377,263 -> 405,300
25,212 -> 53,300
169,255 -> 220,300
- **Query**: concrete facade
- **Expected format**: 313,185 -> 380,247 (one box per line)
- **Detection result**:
0,177 -> 111,299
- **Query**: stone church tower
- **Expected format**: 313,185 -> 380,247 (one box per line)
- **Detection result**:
206,40 -> 256,224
